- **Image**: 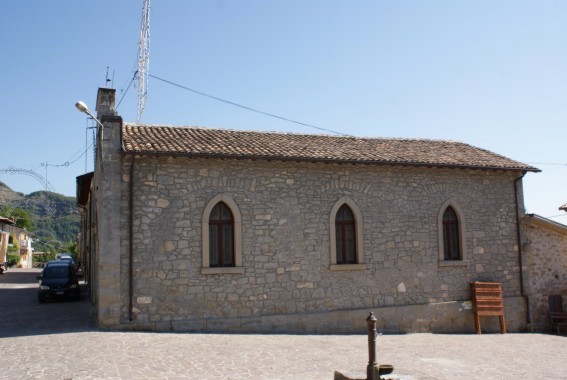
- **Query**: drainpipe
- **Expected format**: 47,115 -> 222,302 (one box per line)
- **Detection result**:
77,203 -> 90,291
128,155 -> 135,321
514,172 -> 530,324
89,197 -> 92,297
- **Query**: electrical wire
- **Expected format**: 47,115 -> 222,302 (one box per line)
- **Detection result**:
544,213 -> 567,219
148,74 -> 353,137
116,70 -> 137,110
526,162 -> 567,166
39,139 -> 94,169
27,132 -> 95,179
66,140 -> 95,166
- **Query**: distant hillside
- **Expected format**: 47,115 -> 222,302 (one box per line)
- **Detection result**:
0,181 -> 79,252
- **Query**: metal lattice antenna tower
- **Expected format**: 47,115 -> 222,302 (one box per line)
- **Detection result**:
137,0 -> 151,124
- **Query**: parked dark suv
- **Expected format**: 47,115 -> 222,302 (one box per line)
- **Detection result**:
38,262 -> 80,303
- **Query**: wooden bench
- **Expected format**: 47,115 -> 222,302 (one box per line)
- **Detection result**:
470,281 -> 506,334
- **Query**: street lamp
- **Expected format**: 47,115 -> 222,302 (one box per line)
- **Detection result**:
76,100 -> 105,167
75,101 -> 104,128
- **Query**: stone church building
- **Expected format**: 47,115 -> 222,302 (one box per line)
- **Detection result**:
77,88 -> 541,333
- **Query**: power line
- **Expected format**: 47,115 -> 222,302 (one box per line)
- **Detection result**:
149,74 -> 352,137
66,140 -> 94,166
526,162 -> 567,166
38,139 -> 94,181
545,213 -> 567,219
29,131 -> 94,174
116,70 -> 137,110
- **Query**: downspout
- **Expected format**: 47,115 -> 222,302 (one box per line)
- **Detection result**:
89,194 -> 94,304
89,197 -> 92,291
514,172 -> 530,324
128,155 -> 135,321
77,203 -> 91,295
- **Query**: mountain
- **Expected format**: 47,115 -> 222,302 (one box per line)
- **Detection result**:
0,181 -> 79,252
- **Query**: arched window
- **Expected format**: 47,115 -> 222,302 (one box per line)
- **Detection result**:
329,197 -> 366,271
202,195 -> 244,274
209,202 -> 234,267
335,204 -> 357,264
442,206 -> 461,260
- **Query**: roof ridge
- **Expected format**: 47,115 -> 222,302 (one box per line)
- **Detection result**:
121,123 -> 540,173
123,123 -> 468,144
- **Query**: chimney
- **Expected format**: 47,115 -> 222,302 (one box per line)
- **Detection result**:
95,88 -> 116,118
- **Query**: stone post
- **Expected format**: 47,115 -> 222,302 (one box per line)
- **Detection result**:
366,312 -> 378,380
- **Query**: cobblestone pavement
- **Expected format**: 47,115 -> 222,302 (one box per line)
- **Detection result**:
1,269 -> 566,380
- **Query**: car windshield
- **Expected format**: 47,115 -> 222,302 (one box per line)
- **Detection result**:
43,266 -> 70,279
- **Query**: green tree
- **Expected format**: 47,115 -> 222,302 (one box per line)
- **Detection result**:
34,247 -> 57,263
44,249 -> 57,262
1,207 -> 33,230
63,240 -> 78,258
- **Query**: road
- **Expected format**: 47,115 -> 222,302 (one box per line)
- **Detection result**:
0,268 -> 566,379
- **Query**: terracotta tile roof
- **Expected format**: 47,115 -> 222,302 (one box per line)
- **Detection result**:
0,216 -> 15,225
122,124 -> 539,172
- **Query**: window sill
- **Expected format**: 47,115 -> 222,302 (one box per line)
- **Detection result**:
201,267 -> 245,275
330,264 -> 367,271
438,260 -> 469,268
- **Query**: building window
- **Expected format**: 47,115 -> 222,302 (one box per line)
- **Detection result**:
437,201 -> 468,266
202,194 -> 244,274
209,202 -> 234,267
442,206 -> 461,260
329,197 -> 366,271
335,205 -> 357,264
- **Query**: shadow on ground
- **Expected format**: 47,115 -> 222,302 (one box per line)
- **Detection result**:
0,269 -> 96,338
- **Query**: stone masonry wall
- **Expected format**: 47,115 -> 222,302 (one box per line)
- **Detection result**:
94,114 -> 124,327
523,217 -> 567,332
111,156 -> 525,332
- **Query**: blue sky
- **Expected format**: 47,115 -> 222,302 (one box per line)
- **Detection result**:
1,1 -> 566,221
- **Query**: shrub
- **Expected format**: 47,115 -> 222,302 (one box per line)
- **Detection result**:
7,254 -> 20,268
32,251 -> 56,263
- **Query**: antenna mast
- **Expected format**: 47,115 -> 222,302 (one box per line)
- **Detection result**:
137,0 -> 151,124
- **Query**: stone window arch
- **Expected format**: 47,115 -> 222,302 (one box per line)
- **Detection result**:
329,197 -> 366,271
438,200 -> 468,266
201,194 -> 244,274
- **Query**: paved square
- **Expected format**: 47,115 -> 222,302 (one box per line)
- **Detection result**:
1,269 -> 565,379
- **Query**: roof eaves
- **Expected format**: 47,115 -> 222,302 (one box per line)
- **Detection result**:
524,213 -> 567,235
0,217 -> 15,225
121,148 -> 539,172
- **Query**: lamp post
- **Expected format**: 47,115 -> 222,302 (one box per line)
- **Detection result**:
75,101 -> 104,128
75,101 -> 104,166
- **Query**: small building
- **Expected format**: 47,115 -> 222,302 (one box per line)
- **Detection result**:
78,88 -> 541,333
522,214 -> 567,331
0,217 -> 33,268
15,229 -> 33,268
0,216 -> 15,265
